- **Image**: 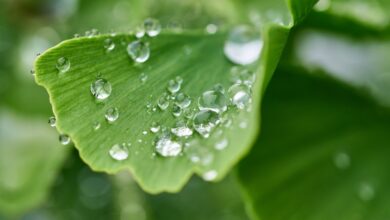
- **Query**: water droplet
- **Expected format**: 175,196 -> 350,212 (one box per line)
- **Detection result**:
109,144 -> 128,161
171,121 -> 193,137
167,79 -> 181,94
104,38 -> 115,52
144,18 -> 162,37
48,116 -> 56,127
155,137 -> 182,157
56,57 -> 70,73
183,45 -> 192,55
239,120 -> 248,129
193,110 -> 221,138
150,122 -> 160,133
224,26 -> 263,65
59,134 -> 70,145
142,131 -> 148,135
30,69 -> 35,75
333,152 -> 350,170
213,84 -> 225,93
183,108 -> 194,119
175,76 -> 183,84
139,73 -> 148,84
90,78 -> 112,101
205,24 -> 218,34
105,107 -> 119,122
135,24 -> 145,38
215,138 -> 228,150
93,122 -> 101,130
230,66 -> 256,87
185,142 -> 214,165
175,93 -> 191,109
127,41 -> 150,63
172,104 -> 182,117
228,83 -> 251,109
198,90 -> 228,113
202,170 -> 218,181
358,183 -> 375,201
157,93 -> 170,110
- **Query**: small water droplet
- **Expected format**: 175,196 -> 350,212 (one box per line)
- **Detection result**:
228,83 -> 251,109
144,18 -> 161,37
183,108 -> 194,119
139,73 -> 148,84
155,136 -> 182,157
205,23 -> 218,34
175,76 -> 183,84
59,134 -> 70,145
48,116 -> 56,127
172,104 -> 182,117
93,122 -> 101,130
198,90 -> 228,113
157,93 -> 170,110
224,26 -> 263,65
142,131 -> 148,135
109,144 -> 128,161
56,57 -> 70,73
30,69 -> 35,75
167,79 -> 181,94
135,24 -> 145,38
74,33 -> 80,38
333,152 -> 350,170
171,121 -> 193,137
213,84 -> 225,93
127,41 -> 150,63
358,183 -> 375,201
105,107 -> 119,122
230,66 -> 256,87
185,142 -> 214,165
150,122 -> 160,133
239,120 -> 248,129
202,170 -> 218,181
193,110 -> 221,138
175,93 -> 191,109
215,138 -> 228,150
104,38 -> 115,52
90,78 -> 112,101
183,45 -> 192,55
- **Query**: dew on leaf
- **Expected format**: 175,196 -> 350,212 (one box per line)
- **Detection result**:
205,23 -> 218,34
224,25 -> 263,65
93,122 -> 101,131
333,152 -> 350,170
157,93 -> 170,110
358,183 -> 375,202
105,107 -> 119,123
202,170 -> 218,181
174,93 -> 191,109
155,136 -> 182,157
135,24 -> 145,38
193,110 -> 221,138
198,90 -> 229,113
172,104 -> 182,117
139,73 -> 148,84
228,83 -> 251,109
171,121 -> 193,137
56,57 -> 70,73
150,122 -> 160,133
109,144 -> 129,161
167,79 -> 181,94
144,18 -> 162,37
90,78 -> 112,101
59,134 -> 70,145
127,41 -> 150,63
104,38 -> 115,52
48,116 -> 56,127
215,138 -> 228,150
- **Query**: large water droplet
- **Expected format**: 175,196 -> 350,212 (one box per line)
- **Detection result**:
193,110 -> 220,138
90,78 -> 112,101
56,57 -> 70,73
48,116 -> 56,127
228,83 -> 251,109
105,107 -> 119,122
127,41 -> 150,63
202,170 -> 218,181
333,152 -> 350,170
104,38 -> 115,52
155,137 -> 182,157
59,134 -> 70,145
144,18 -> 161,37
109,144 -> 129,161
224,26 -> 263,65
171,121 -> 193,137
198,90 -> 228,113
175,93 -> 191,109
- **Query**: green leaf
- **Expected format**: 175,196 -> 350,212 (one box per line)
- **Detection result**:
237,67 -> 390,220
34,0 -> 316,192
314,0 -> 390,29
0,109 -> 68,216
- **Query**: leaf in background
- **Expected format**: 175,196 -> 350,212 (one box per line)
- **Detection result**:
0,110 -> 68,216
237,67 -> 390,220
34,0 -> 317,192
314,0 -> 390,29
